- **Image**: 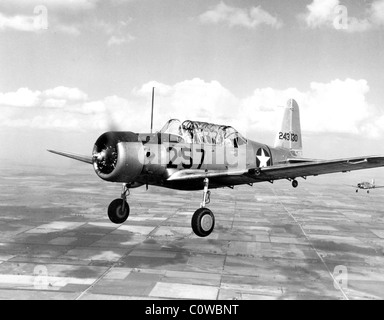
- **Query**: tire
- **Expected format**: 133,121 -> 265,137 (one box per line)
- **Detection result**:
108,198 -> 130,224
191,208 -> 215,237
292,180 -> 298,188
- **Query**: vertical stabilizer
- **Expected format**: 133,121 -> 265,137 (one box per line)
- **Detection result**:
274,99 -> 303,157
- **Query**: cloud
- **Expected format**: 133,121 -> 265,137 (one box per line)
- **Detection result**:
133,78 -> 240,127
301,0 -> 384,32
0,0 -> 97,35
370,0 -> 384,25
0,11 -> 83,34
301,0 -> 339,28
0,0 -> 100,11
199,1 -> 283,29
54,24 -> 81,36
0,86 -> 88,109
92,19 -> 135,46
0,88 -> 42,107
0,12 -> 37,32
301,79 -> 372,134
0,79 -> 382,139
0,0 -> 135,42
107,34 -> 135,46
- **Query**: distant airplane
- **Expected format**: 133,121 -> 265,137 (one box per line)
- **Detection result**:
48,99 -> 384,237
352,179 -> 384,193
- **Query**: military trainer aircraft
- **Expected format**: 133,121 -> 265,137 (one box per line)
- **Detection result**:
352,179 -> 384,193
48,99 -> 384,237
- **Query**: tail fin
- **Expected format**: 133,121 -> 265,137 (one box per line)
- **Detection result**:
274,99 -> 303,157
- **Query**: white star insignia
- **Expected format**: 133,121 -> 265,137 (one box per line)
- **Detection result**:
257,149 -> 270,168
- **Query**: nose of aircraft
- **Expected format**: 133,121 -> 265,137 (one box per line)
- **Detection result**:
92,131 -> 145,182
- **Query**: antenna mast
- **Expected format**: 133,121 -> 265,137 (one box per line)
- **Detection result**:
150,87 -> 155,134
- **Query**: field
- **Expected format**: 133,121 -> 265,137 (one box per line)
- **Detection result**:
0,163 -> 383,300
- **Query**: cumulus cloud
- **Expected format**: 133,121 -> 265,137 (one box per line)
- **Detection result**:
133,78 -> 240,128
0,12 -> 37,32
0,0 -> 100,11
301,0 -> 384,32
301,79 -> 371,133
43,86 -> 88,101
0,0 -> 135,42
302,0 -> 339,28
199,1 -> 283,29
0,79 -> 382,138
107,34 -> 135,46
370,0 -> 384,25
0,86 -> 88,109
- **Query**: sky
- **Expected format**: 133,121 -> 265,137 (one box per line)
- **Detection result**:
1,0 -> 384,169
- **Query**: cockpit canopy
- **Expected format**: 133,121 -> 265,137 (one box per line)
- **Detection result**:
160,119 -> 247,147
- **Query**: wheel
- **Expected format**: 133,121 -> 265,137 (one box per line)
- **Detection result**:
367,190 -> 370,194
108,198 -> 130,224
191,208 -> 215,237
292,180 -> 298,188
356,189 -> 358,193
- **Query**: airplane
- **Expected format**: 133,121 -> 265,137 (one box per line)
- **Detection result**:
352,179 -> 384,193
48,99 -> 384,237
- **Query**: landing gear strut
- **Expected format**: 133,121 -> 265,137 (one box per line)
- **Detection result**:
108,183 -> 130,224
191,178 -> 215,237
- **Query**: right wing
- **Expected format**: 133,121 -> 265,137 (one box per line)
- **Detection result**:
250,156 -> 384,180
47,149 -> 93,165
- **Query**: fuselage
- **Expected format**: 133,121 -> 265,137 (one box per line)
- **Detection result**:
91,117 -> 302,191
115,132 -> 298,190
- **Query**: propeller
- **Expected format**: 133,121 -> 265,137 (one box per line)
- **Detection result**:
92,131 -> 119,175
91,103 -> 122,173
92,87 -> 156,175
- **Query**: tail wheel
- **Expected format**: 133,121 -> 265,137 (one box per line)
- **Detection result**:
192,208 -> 215,237
108,198 -> 130,224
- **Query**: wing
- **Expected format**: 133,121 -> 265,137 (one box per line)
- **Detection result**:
255,156 -> 384,180
47,149 -> 93,164
167,156 -> 384,183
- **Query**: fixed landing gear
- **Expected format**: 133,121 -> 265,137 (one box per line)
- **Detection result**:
191,178 -> 215,237
108,183 -> 130,224
292,179 -> 298,188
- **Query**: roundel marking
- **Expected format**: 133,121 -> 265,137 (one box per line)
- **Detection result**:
256,148 -> 272,168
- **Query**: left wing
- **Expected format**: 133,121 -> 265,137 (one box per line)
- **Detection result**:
167,156 -> 384,182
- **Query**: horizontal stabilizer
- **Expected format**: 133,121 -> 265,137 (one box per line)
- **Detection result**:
47,149 -> 93,164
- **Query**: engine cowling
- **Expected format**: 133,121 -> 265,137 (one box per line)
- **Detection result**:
92,131 -> 145,183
